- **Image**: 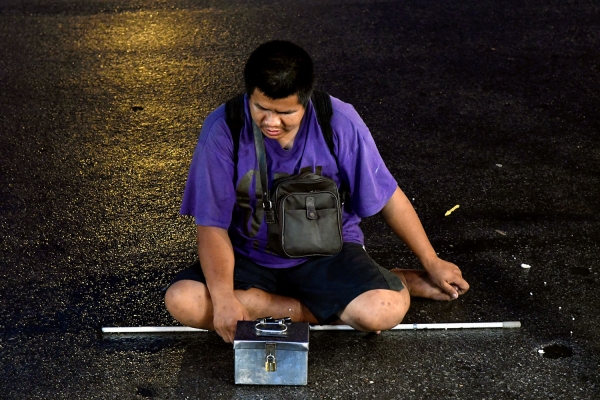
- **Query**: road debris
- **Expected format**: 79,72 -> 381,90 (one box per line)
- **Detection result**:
495,229 -> 507,235
521,264 -> 532,269
445,204 -> 460,216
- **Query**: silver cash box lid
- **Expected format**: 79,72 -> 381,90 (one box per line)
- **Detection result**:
233,318 -> 309,351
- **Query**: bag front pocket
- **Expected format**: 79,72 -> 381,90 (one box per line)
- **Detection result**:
280,191 -> 342,257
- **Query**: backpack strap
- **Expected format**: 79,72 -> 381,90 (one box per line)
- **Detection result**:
311,90 -> 347,202
310,89 -> 336,162
225,93 -> 246,168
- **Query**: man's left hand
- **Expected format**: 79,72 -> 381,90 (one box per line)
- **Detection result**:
422,257 -> 469,299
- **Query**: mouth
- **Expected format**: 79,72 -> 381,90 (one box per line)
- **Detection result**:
262,127 -> 283,136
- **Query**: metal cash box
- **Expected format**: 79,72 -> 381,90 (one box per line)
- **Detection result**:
233,317 -> 309,385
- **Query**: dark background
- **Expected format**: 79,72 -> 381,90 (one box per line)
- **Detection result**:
1,0 -> 598,398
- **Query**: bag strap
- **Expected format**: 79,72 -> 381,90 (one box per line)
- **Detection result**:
225,93 -> 246,168
252,121 -> 276,224
310,89 -> 337,163
311,89 -> 347,202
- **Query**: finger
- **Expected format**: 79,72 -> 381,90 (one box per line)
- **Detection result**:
450,277 -> 470,296
221,324 -> 235,343
453,284 -> 468,295
242,310 -> 251,321
229,325 -> 238,343
216,327 -> 229,343
215,323 -> 235,343
440,281 -> 459,299
451,284 -> 465,297
453,277 -> 470,293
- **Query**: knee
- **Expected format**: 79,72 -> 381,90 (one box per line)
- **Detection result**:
164,280 -> 191,311
342,289 -> 410,332
164,280 -> 212,328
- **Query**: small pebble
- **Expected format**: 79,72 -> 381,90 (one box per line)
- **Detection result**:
521,264 -> 531,269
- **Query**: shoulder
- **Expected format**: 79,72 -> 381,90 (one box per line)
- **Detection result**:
201,104 -> 228,137
328,95 -> 368,132
197,103 -> 234,160
325,95 -> 381,168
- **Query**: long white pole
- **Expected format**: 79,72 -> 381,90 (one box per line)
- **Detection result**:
101,321 -> 520,334
102,326 -> 209,333
309,321 -> 521,330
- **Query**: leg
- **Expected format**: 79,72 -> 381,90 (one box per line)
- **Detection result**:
165,280 -> 214,329
164,279 -> 317,330
391,269 -> 456,301
335,268 -> 462,331
337,288 -> 410,332
278,243 -> 407,327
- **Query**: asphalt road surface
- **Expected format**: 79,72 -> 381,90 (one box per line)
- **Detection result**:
1,0 -> 599,398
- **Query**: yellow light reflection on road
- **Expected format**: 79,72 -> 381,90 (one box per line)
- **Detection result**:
78,10 -> 225,239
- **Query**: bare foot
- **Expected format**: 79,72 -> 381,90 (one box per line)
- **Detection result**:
391,269 -> 455,301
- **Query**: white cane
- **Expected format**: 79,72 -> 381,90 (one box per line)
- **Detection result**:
101,321 -> 520,334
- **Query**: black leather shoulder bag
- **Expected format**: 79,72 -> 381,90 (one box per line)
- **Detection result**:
252,122 -> 343,258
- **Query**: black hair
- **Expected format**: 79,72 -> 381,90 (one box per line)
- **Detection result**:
244,40 -> 314,107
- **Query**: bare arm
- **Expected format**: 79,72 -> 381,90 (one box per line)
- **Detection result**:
197,225 -> 249,342
380,187 -> 469,298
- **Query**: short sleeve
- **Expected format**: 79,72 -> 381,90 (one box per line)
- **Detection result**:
331,98 -> 398,218
180,105 -> 237,228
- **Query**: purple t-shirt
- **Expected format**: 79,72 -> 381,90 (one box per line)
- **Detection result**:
181,94 -> 398,268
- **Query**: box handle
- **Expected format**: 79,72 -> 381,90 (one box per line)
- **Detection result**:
255,317 -> 290,336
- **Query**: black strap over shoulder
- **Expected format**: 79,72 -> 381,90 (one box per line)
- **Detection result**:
310,89 -> 336,161
225,93 -> 246,168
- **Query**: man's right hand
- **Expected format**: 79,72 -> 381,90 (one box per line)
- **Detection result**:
196,225 -> 246,343
212,295 -> 250,343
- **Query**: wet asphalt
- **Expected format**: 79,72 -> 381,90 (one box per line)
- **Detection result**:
1,0 -> 599,398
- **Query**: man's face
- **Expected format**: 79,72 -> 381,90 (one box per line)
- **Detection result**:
249,88 -> 306,149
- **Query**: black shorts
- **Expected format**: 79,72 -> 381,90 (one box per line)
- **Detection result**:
169,242 -> 404,324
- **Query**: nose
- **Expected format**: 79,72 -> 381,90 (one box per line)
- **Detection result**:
263,111 -> 281,127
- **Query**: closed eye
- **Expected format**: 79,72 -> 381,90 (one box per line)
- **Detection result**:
254,102 -> 296,115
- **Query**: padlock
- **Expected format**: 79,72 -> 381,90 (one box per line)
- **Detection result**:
265,343 -> 277,372
265,355 -> 276,372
